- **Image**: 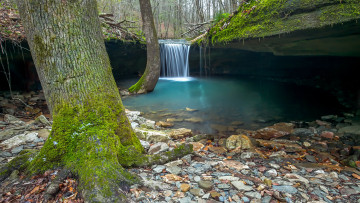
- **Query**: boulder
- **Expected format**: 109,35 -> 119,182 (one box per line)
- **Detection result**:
134,128 -> 169,143
226,134 -> 254,151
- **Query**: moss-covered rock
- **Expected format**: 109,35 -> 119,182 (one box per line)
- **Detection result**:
198,0 -> 360,56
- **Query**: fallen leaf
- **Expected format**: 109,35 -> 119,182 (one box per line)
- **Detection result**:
352,173 -> 360,180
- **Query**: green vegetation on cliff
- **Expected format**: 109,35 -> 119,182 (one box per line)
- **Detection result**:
200,0 -> 360,45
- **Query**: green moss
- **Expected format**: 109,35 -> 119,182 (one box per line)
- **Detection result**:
128,73 -> 145,93
0,150 -> 38,181
26,92 -> 143,200
200,0 -> 360,45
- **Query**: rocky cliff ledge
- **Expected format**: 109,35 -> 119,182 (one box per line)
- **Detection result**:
198,0 -> 360,56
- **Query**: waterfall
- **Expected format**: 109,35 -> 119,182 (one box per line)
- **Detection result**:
159,40 -> 190,77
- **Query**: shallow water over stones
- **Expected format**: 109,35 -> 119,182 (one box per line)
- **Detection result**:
121,76 -> 344,134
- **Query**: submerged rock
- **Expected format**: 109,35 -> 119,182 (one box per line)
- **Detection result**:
156,121 -> 174,128
339,125 -> 360,135
251,123 -> 294,140
184,117 -> 203,123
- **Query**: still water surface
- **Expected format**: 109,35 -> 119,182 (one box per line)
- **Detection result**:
121,77 -> 343,134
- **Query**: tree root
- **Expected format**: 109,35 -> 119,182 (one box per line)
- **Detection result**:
0,149 -> 38,182
0,144 -> 193,202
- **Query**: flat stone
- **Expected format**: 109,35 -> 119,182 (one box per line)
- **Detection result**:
269,163 -> 280,169
156,121 -> 174,128
185,117 -> 203,123
11,145 -> 24,154
179,197 -> 192,203
219,176 -> 240,181
223,160 -> 249,171
251,123 -> 294,140
0,132 -> 38,150
257,140 -> 305,153
165,159 -> 183,167
231,181 -> 253,191
134,129 -> 170,143
208,146 -> 227,154
0,151 -> 12,157
148,142 -> 169,154
4,114 -> 24,125
244,191 -> 261,199
169,128 -> 192,139
153,165 -> 166,173
339,125 -> 360,135
202,193 -> 210,199
190,188 -> 204,197
272,185 -> 298,194
284,173 -> 309,184
217,183 -> 231,189
166,166 -> 182,175
240,152 -> 254,159
166,118 -> 184,122
198,180 -> 213,191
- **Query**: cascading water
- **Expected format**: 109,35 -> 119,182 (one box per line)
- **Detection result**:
159,40 -> 190,78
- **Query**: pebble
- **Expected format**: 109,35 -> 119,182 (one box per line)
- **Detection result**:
265,169 -> 278,177
198,180 -> 213,191
194,176 -> 201,182
269,163 -> 280,169
180,184 -> 190,192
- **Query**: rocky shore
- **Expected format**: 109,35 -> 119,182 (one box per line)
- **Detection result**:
1,90 -> 360,202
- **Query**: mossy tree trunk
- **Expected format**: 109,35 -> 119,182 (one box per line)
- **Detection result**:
16,0 -> 143,201
129,0 -> 160,94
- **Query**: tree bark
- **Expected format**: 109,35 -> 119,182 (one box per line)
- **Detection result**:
129,0 -> 160,93
15,0 -> 143,201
